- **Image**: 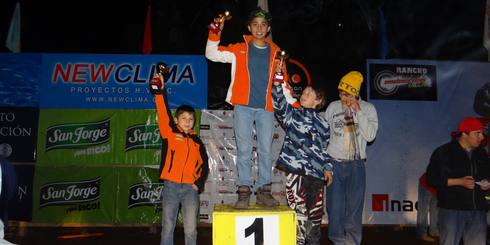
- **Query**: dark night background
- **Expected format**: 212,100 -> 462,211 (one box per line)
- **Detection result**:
0,0 -> 487,108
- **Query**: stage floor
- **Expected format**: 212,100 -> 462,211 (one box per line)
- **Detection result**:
5,224 -> 484,245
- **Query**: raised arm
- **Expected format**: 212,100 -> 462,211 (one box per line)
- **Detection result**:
204,19 -> 235,63
272,83 -> 295,125
150,73 -> 176,139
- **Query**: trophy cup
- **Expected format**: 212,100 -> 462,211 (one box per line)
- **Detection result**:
149,62 -> 169,94
156,62 -> 169,76
208,11 -> 232,34
273,50 -> 289,83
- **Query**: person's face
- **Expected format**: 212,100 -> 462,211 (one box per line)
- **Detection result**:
461,130 -> 485,149
300,86 -> 321,109
248,17 -> 270,40
174,112 -> 195,133
339,90 -> 357,106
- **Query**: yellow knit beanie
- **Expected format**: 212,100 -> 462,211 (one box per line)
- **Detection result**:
338,71 -> 363,96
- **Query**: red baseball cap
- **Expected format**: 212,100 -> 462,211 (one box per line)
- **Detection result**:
453,117 -> 484,135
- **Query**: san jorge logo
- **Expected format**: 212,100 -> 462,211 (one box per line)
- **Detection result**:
40,177 -> 100,207
125,124 -> 162,151
45,119 -> 110,151
128,182 -> 164,208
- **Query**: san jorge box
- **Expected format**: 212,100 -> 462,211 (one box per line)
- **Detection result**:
37,109 -> 117,166
32,165 -> 116,224
113,166 -> 163,224
212,205 -> 296,245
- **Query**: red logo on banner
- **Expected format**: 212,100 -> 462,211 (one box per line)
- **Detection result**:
372,194 -> 418,212
372,194 -> 389,211
286,58 -> 312,99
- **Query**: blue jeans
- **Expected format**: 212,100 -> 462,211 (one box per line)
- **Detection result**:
233,105 -> 274,188
438,208 -> 487,245
416,184 -> 439,237
326,160 -> 365,245
160,181 -> 199,245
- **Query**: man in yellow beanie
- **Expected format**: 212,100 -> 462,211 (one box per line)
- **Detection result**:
323,71 -> 379,245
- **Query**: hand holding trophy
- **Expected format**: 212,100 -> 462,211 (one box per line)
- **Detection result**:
273,50 -> 289,84
149,62 -> 169,95
208,11 -> 232,34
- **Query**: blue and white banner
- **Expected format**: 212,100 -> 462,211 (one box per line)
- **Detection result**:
364,59 -> 490,224
40,54 -> 207,109
0,53 -> 208,109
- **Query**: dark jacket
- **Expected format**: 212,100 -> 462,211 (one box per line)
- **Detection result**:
426,140 -> 490,210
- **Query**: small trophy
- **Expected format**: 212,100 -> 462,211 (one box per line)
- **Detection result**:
208,11 -> 232,34
149,62 -> 169,94
156,62 -> 169,76
273,50 -> 289,83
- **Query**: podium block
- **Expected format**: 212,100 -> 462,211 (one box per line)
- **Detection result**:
212,204 -> 296,245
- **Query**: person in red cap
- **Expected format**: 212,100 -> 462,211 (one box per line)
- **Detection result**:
426,117 -> 490,245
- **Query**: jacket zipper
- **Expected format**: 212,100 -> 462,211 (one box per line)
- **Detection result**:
168,150 -> 175,173
180,137 -> 190,183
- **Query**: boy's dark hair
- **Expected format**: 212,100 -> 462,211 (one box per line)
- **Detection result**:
310,85 -> 327,111
247,7 -> 272,26
175,104 -> 195,119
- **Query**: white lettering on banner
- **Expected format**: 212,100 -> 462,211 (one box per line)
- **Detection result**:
130,186 -> 163,201
17,185 -> 27,200
84,97 -> 150,103
73,144 -> 111,157
0,126 -> 31,136
69,86 -> 130,94
73,127 -> 107,143
0,113 -> 15,122
395,67 -> 428,74
127,128 -> 160,144
43,185 -> 98,201
49,129 -> 72,142
48,128 -> 107,144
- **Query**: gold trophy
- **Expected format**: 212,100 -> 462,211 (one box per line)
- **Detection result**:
208,11 -> 232,34
156,62 -> 169,76
149,62 -> 169,94
273,50 -> 289,83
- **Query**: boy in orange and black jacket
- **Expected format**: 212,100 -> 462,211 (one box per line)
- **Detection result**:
149,65 -> 208,245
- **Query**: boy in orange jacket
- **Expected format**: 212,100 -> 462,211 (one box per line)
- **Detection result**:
149,63 -> 209,245
205,7 -> 295,209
